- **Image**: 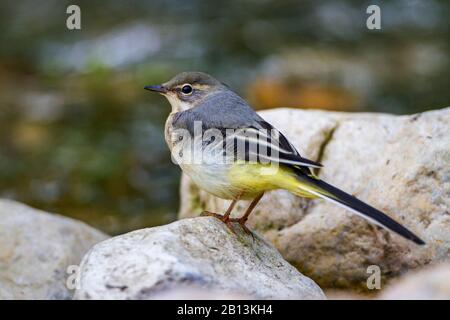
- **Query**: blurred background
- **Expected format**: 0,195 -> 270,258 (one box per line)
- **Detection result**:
0,0 -> 448,235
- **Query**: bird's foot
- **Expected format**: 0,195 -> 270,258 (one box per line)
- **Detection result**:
229,217 -> 254,239
200,211 -> 235,234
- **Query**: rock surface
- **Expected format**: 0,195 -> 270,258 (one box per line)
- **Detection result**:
179,107 -> 450,289
0,199 -> 108,299
145,287 -> 252,300
380,262 -> 450,299
74,217 -> 325,300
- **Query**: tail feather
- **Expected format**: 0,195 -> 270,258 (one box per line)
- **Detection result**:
297,175 -> 425,245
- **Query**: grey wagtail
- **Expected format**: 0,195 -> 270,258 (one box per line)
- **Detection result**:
145,71 -> 425,245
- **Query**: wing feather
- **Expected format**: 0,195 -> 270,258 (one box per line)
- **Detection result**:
171,99 -> 322,171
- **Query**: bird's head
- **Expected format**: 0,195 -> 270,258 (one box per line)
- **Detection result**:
145,71 -> 224,113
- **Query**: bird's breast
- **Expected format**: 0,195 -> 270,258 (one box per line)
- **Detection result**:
164,115 -> 271,200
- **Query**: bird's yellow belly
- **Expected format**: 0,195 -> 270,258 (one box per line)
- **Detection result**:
227,162 -> 318,198
172,134 -> 317,200
180,163 -> 243,199
180,162 -> 287,200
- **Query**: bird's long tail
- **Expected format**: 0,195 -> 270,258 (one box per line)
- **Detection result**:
291,174 -> 425,245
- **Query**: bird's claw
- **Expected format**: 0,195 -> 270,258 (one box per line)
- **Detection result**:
200,211 -> 236,234
200,211 -> 223,220
229,217 -> 255,239
201,211 -> 254,238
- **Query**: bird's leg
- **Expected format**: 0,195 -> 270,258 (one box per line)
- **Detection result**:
201,196 -> 240,232
230,193 -> 264,235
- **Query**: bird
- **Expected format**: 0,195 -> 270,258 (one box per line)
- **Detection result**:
144,71 -> 425,245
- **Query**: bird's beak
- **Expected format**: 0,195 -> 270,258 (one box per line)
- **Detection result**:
144,85 -> 168,94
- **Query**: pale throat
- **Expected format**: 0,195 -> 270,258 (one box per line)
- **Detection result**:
164,93 -> 192,113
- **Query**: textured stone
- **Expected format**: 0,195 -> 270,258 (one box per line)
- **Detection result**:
179,107 -> 450,290
380,263 -> 450,300
0,199 -> 108,299
142,287 -> 251,300
74,217 -> 325,300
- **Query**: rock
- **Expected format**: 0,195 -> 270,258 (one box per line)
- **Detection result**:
380,263 -> 450,300
179,107 -> 450,290
324,289 -> 369,300
149,287 -> 251,300
0,199 -> 108,299
74,217 -> 325,300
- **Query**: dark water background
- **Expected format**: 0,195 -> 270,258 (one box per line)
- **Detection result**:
0,0 -> 448,234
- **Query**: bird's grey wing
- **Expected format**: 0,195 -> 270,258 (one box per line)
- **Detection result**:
249,117 -> 323,169
171,90 -> 322,170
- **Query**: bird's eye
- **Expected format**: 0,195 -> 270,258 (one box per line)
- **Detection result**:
181,84 -> 193,95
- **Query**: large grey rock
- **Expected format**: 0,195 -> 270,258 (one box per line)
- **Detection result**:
74,217 -> 325,300
380,262 -> 450,300
0,199 -> 108,299
139,287 -> 252,300
179,107 -> 450,290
